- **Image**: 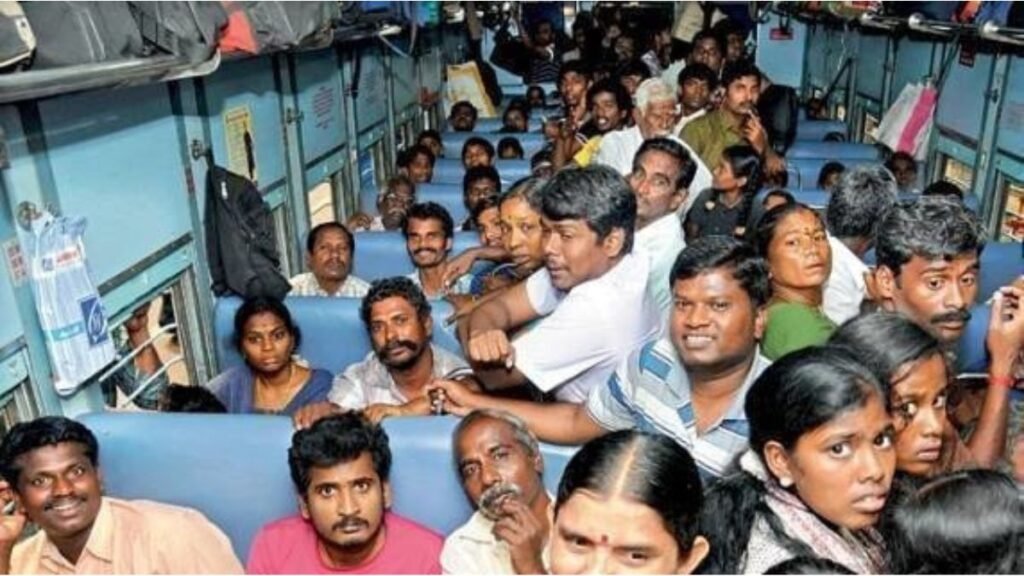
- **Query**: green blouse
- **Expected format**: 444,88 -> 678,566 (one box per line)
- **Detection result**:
762,301 -> 838,361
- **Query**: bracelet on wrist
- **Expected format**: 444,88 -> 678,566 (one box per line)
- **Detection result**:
989,374 -> 1016,389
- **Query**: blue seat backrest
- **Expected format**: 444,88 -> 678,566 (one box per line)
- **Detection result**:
466,117 -> 544,133
357,183 -> 473,222
795,119 -> 848,141
213,296 -> 465,375
788,157 -> 879,190
350,230 -> 480,281
77,413 -> 577,563
441,132 -> 546,159
432,158 -> 532,186
416,183 -> 469,225
977,242 -> 1024,299
787,141 -> 880,160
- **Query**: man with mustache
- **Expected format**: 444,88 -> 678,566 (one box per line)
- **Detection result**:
289,223 -> 370,298
248,413 -> 443,574
0,417 -> 242,573
872,195 -> 1024,467
680,60 -> 783,178
592,79 -> 712,197
432,237 -> 772,479
293,277 -> 474,428
442,410 -> 551,574
404,202 -> 472,300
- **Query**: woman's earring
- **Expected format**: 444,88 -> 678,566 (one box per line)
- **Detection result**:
779,477 -> 794,488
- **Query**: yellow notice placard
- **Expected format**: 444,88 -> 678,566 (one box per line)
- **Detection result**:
224,105 -> 257,183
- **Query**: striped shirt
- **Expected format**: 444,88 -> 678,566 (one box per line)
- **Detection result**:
586,337 -> 771,479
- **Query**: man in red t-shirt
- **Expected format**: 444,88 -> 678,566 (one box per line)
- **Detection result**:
247,414 -> 443,574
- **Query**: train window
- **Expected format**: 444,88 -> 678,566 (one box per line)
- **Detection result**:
999,179 -> 1024,242
371,140 -> 389,188
862,111 -> 879,143
0,380 -> 39,434
940,156 -> 974,191
104,291 -> 191,411
307,180 -> 335,227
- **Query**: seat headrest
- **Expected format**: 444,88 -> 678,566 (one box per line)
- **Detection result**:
78,412 -> 577,562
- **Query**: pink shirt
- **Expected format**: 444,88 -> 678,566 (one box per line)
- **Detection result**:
246,512 -> 443,574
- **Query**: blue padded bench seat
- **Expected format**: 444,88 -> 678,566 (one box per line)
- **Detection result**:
350,230 -> 481,281
465,117 -> 544,133
213,295 -> 465,375
433,158 -> 531,186
974,242 -> 1024,299
787,157 -> 880,191
78,413 -> 576,562
359,182 -> 471,224
441,131 -> 547,159
787,141 -> 880,160
795,119 -> 848,141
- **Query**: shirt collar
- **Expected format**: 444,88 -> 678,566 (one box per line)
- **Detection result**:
722,351 -> 771,422
666,344 -> 769,425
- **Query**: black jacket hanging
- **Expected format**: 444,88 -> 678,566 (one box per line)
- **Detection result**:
203,164 -> 291,300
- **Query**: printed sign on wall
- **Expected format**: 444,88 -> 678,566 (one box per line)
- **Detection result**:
224,105 -> 258,184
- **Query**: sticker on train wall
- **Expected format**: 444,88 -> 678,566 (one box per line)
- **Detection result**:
224,105 -> 258,184
3,238 -> 27,287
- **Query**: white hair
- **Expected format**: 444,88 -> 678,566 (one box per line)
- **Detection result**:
635,78 -> 677,114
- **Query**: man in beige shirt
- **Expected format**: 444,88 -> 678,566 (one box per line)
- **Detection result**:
441,410 -> 551,574
0,417 -> 242,574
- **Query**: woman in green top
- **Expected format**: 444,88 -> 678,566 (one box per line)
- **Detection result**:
753,202 -> 835,360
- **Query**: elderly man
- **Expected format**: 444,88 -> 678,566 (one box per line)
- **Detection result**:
442,410 -> 551,574
592,78 -> 711,200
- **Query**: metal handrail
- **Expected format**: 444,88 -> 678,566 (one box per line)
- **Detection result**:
979,20 -> 1024,47
96,322 -> 178,385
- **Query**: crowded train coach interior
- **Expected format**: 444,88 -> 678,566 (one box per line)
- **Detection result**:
0,1 -> 1023,574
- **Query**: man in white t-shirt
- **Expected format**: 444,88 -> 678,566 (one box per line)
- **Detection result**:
591,78 -> 712,214
455,165 -> 659,403
822,166 -> 899,324
627,138 -> 695,317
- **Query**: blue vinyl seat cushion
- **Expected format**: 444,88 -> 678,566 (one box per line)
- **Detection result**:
78,413 -> 577,562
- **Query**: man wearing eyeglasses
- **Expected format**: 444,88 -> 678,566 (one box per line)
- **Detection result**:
628,138 -> 696,317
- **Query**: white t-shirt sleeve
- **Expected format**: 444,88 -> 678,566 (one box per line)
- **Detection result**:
513,291 -> 611,394
525,268 -> 563,315
327,370 -> 366,411
591,133 -> 620,173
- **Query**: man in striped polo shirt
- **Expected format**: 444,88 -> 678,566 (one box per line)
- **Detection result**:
431,236 -> 771,479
